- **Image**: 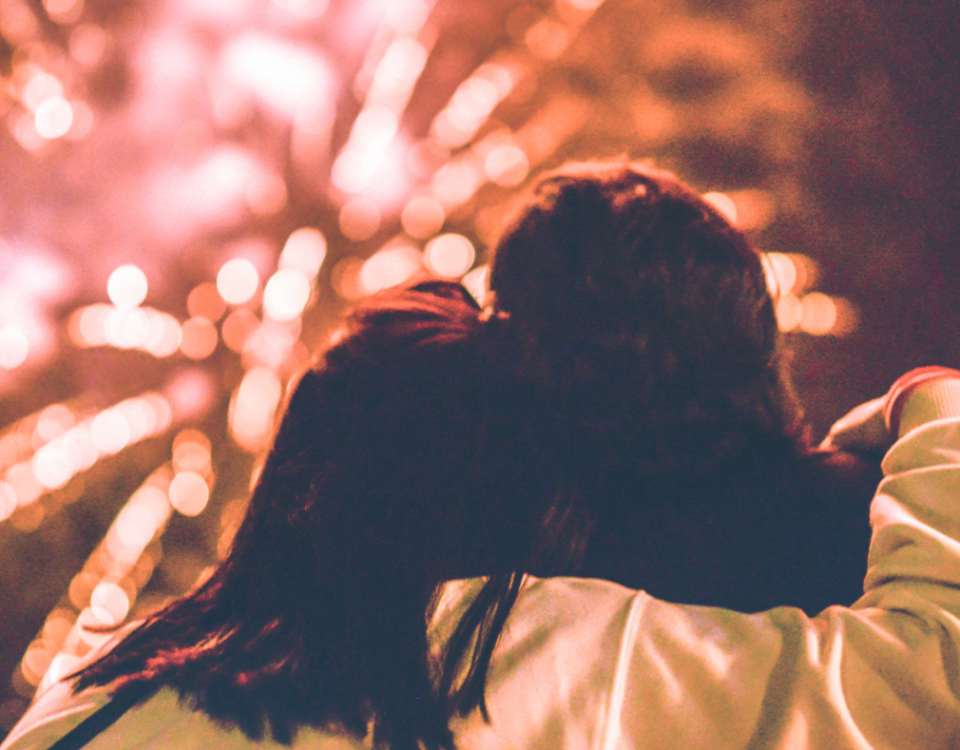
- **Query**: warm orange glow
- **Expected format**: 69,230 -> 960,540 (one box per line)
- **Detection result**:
187,282 -> 227,322
246,172 -> 288,216
703,192 -> 737,224
263,268 -> 312,322
173,429 -> 212,475
483,143 -> 529,187
222,309 -> 260,353
69,304 -> 182,357
360,242 -> 423,295
430,61 -> 519,149
68,570 -> 98,610
776,292 -> 802,332
43,0 -> 84,24
113,486 -> 170,552
180,317 -> 219,360
331,257 -> 366,300
89,582 -> 131,626
242,320 -> 299,371
0,481 -> 16,522
339,197 -> 382,241
525,18 -> 570,60
69,24 -> 109,67
7,460 -> 43,509
799,292 -> 838,336
21,643 -> 52,687
217,258 -> 260,305
35,404 -> 75,444
107,264 -> 149,308
763,253 -> 797,297
168,471 -> 210,516
401,195 -> 445,239
163,369 -> 213,423
424,233 -> 476,278
430,159 -> 482,209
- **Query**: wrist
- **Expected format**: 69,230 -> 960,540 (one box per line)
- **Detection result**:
885,366 -> 960,438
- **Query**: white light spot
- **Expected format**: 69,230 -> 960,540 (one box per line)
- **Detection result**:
169,471 -> 210,516
263,268 -> 312,322
217,258 -> 260,304
360,244 -> 423,294
34,98 -> 74,139
229,367 -> 282,451
89,582 -> 130,626
107,265 -> 148,308
424,234 -> 476,278
280,228 -> 326,277
0,326 -> 29,368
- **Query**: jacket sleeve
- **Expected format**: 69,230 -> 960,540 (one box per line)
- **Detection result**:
610,381 -> 960,750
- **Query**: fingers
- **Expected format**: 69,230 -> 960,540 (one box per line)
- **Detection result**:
820,396 -> 890,453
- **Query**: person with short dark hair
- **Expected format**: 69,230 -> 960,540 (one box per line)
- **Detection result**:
488,160 -> 880,614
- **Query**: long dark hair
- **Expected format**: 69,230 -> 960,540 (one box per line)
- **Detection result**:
73,280 -> 565,750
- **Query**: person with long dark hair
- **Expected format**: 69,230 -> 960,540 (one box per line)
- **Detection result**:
3,162 -> 960,750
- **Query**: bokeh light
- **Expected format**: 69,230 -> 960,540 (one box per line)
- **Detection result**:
0,326 -> 29,369
217,258 -> 260,305
483,143 -> 529,187
89,582 -> 130,626
187,282 -> 227,322
221,309 -> 260,353
34,98 -> 73,139
263,269 -> 312,322
360,243 -> 423,295
221,33 -> 331,120
180,317 -> 219,360
703,192 -> 737,224
280,228 -> 327,277
401,195 -> 446,239
799,292 -> 837,336
229,367 -> 282,451
107,265 -> 149,309
424,233 -> 476,278
172,430 -> 212,475
168,471 -> 210,517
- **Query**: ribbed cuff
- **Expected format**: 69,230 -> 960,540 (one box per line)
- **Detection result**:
885,366 -> 960,438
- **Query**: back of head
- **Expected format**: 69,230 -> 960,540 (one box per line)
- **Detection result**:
490,160 -> 805,476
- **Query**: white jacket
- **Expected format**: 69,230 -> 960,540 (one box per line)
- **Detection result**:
4,378 -> 960,750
